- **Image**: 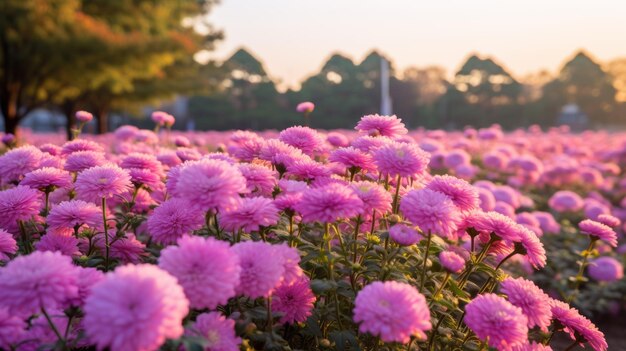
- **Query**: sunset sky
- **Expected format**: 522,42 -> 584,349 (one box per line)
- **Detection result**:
207,0 -> 626,90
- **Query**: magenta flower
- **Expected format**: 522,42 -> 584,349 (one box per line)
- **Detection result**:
186,312 -> 241,351
60,139 -> 104,156
439,251 -> 465,273
353,281 -> 431,343
464,294 -> 528,351
389,224 -> 421,246
279,126 -> 325,156
238,163 -> 277,197
0,145 -> 42,183
350,181 -> 393,218
549,298 -> 607,351
373,141 -> 430,178
426,175 -> 479,212
355,114 -> 408,138
516,226 -> 547,269
273,276 -> 316,324
296,101 -> 315,113
75,165 -> 132,203
47,200 -> 101,230
63,151 -> 107,173
579,219 -> 618,247
329,147 -> 376,174
500,277 -> 552,332
596,214 -> 620,228
274,243 -> 304,285
83,264 -> 189,351
295,183 -> 363,223
588,257 -> 623,282
400,188 -> 461,239
0,307 -> 26,349
0,186 -> 41,233
548,190 -> 584,213
0,251 -> 79,316
75,110 -> 93,122
120,152 -> 165,176
146,198 -> 204,245
174,159 -> 247,212
21,167 -> 72,191
231,241 -> 285,298
159,236 -> 241,309
0,229 -> 17,261
35,231 -> 81,257
219,196 -> 280,233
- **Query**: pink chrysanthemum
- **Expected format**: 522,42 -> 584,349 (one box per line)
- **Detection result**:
0,229 -> 17,261
549,298 -> 607,351
532,211 -> 561,234
75,165 -> 132,203
439,251 -> 465,273
114,125 -> 139,141
279,126 -> 325,156
21,167 -> 72,192
350,181 -> 393,218
75,110 -> 93,122
0,186 -> 41,233
0,251 -> 79,316
47,200 -> 102,230
295,183 -> 363,223
464,294 -> 528,351
465,211 -> 521,243
176,147 -> 202,162
127,167 -> 162,190
516,226 -> 547,269
39,143 -> 62,156
548,191 -> 584,213
373,141 -> 430,178
274,243 -> 304,285
596,214 -> 620,228
83,264 -> 189,351
400,188 -> 461,239
355,114 -> 408,138
329,147 -> 376,174
68,267 -> 105,307
219,197 -> 280,233
296,101 -> 315,113
35,231 -> 81,257
389,224 -> 421,246
174,159 -> 247,212
273,276 -> 316,324
500,277 -> 552,332
60,139 -> 104,156
159,236 -> 241,309
0,307 -> 26,349
286,158 -> 330,181
63,151 -> 107,173
426,175 -> 479,212
326,131 -> 350,147
588,256 -> 623,282
156,151 -> 182,169
231,241 -> 285,298
238,163 -> 277,196
579,219 -> 618,247
146,198 -> 204,245
94,233 -> 146,264
0,145 -> 43,183
120,152 -> 165,176
185,312 -> 241,351
353,281 -> 431,343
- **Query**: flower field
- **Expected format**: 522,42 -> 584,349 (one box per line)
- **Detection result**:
0,112 -> 625,350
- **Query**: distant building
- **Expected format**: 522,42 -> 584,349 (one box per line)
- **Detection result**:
557,104 -> 588,131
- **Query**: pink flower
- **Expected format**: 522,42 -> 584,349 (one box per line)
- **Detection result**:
94,233 -> 146,264
75,165 -> 132,203
355,114 -> 408,138
532,211 -> 561,234
295,183 -> 363,223
350,181 -> 392,218
273,276 -> 316,324
516,226 -> 547,269
439,251 -> 465,273
159,236 -> 241,309
174,159 -> 247,212
579,219 -> 618,247
286,158 -> 330,181
548,191 -> 584,213
500,277 -> 552,332
273,243 -> 304,285
0,186 -> 41,233
47,200 -> 102,230
588,256 -> 623,282
597,214 -> 620,228
389,224 -> 421,246
75,110 -> 93,122
0,307 -> 25,349
296,101 -> 315,113
147,198 -> 204,245
353,281 -> 431,343
185,312 -> 241,351
465,211 -> 521,243
326,131 -> 350,147
120,152 -> 165,176
0,251 -> 79,316
0,145 -> 42,183
329,147 -> 376,174
549,298 -> 607,351
151,111 -> 169,126
60,139 -> 104,156
238,163 -> 277,197
400,188 -> 461,239
35,231 -> 81,257
464,294 -> 528,351
21,167 -> 72,191
84,264 -> 189,351
63,151 -> 107,173
373,141 -> 430,178
69,267 -> 105,307
219,197 -> 280,233
279,126 -> 325,156
231,241 -> 285,298
0,229 -> 17,261
426,175 -> 479,212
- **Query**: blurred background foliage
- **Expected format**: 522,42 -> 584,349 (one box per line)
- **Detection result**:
2,0 -> 626,137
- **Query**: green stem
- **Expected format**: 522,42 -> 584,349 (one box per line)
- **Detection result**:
266,295 -> 273,333
101,197 -> 110,271
18,220 -> 32,254
567,238 -> 597,303
41,307 -> 65,349
353,216 -> 361,263
43,191 -> 50,217
369,209 -> 377,235
419,230 -> 432,291
392,174 -> 402,214
431,272 -> 450,303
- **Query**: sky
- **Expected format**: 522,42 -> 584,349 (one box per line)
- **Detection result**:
206,0 -> 626,90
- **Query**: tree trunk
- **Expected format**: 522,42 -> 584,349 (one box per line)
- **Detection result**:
61,101 -> 77,140
1,84 -> 21,135
95,106 -> 109,134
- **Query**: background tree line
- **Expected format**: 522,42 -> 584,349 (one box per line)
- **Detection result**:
3,0 -> 626,136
